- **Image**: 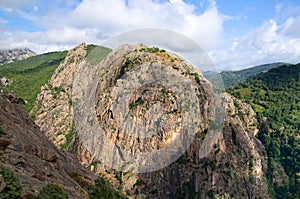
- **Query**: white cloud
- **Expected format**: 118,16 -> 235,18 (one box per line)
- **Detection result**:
0,17 -> 8,24
0,0 -> 227,53
275,3 -> 282,13
211,16 -> 300,70
67,0 -> 225,49
0,0 -> 38,9
0,0 -> 300,71
33,6 -> 39,12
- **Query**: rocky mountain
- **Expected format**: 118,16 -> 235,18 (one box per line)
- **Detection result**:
205,62 -> 288,87
31,43 -> 271,198
0,92 -> 96,198
0,48 -> 36,65
30,44 -> 111,148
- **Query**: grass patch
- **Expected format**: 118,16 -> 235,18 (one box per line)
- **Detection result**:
86,44 -> 112,65
61,123 -> 75,151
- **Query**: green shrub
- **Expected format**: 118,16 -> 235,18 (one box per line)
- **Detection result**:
129,97 -> 144,109
0,166 -> 22,199
124,58 -> 134,69
139,47 -> 163,53
39,184 -> 69,199
115,171 -> 122,183
215,193 -> 234,199
89,176 -> 128,199
0,126 -> 3,136
61,122 -> 75,151
192,72 -> 201,84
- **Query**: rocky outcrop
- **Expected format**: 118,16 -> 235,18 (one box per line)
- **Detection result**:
0,48 -> 36,65
0,93 -> 95,198
0,77 -> 13,91
72,44 -> 219,173
31,43 -> 87,149
32,43 -> 271,198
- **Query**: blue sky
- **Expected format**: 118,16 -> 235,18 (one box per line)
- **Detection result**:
0,0 -> 300,70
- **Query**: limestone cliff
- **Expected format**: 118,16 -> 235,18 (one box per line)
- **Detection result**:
32,43 -> 271,198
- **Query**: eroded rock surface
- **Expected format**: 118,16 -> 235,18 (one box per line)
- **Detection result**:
31,43 -> 87,149
136,95 -> 269,198
71,44 -> 220,173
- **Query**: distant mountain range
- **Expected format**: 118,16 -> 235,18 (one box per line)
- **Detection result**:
0,48 -> 36,65
204,62 -> 290,87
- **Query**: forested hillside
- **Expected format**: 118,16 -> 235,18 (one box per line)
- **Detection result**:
0,51 -> 67,111
228,63 -> 300,198
0,44 -> 111,112
221,62 -> 288,87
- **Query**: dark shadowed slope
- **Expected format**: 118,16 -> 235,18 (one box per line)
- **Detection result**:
0,93 -> 96,198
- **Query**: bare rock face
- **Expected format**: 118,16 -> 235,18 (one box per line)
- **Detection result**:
0,48 -> 36,65
31,43 -> 87,149
0,94 -> 95,198
32,43 -> 271,198
71,44 -> 219,174
136,95 -> 269,198
0,77 -> 13,90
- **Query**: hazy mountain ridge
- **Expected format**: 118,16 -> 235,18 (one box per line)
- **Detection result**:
205,62 -> 289,87
0,48 -> 36,65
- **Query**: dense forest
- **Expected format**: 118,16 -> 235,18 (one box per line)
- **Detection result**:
228,63 -> 300,198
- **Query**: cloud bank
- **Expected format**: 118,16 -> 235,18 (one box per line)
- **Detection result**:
0,0 -> 299,70
212,15 -> 300,70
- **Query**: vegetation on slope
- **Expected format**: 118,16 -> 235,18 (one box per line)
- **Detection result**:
228,63 -> 300,198
0,51 -> 67,111
39,184 -> 69,199
0,165 -> 22,199
86,44 -> 112,65
0,44 -> 111,112
89,176 -> 128,199
219,62 -> 288,87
